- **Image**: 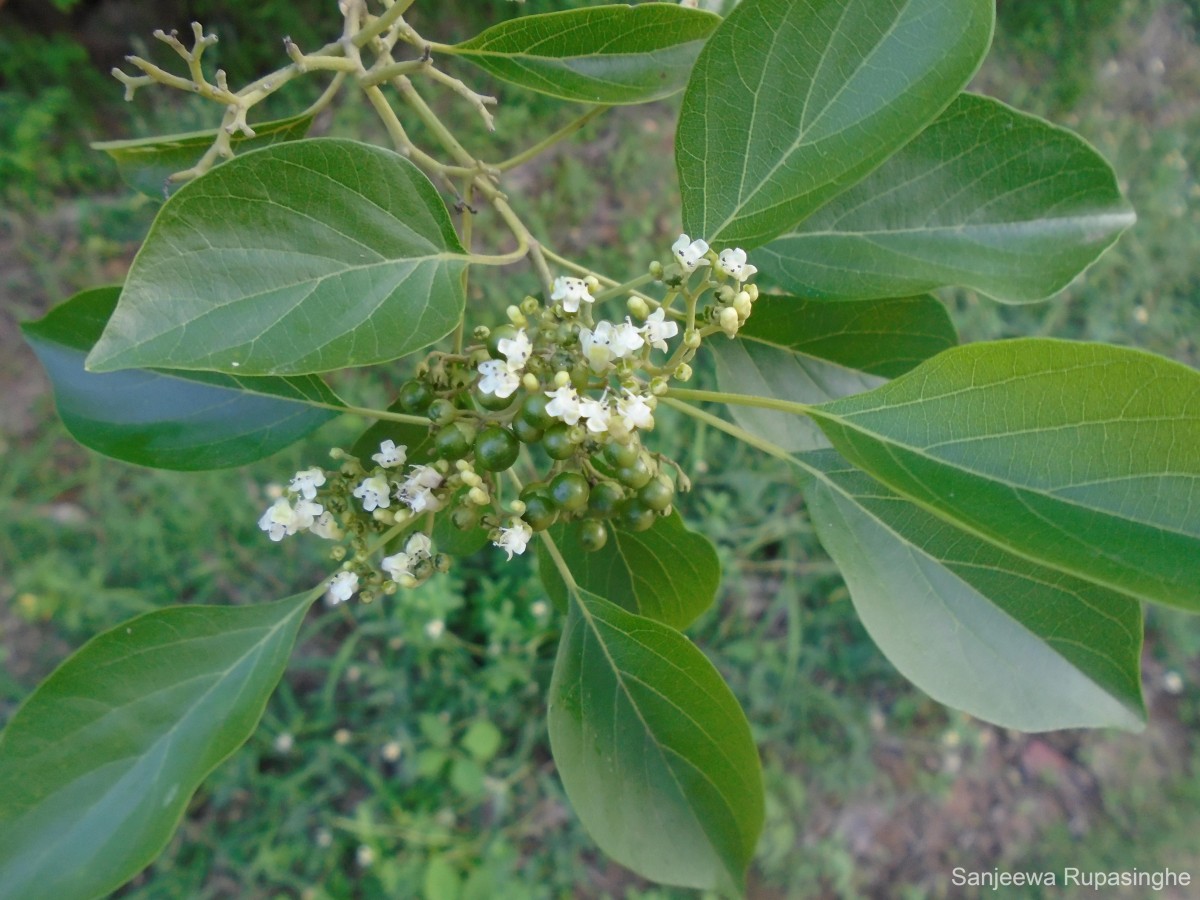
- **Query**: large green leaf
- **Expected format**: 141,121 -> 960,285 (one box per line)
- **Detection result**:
809,339 -> 1200,610
22,286 -> 343,470
0,592 -> 315,900
449,4 -> 720,105
548,586 -> 763,892
86,138 -> 467,376
677,0 -> 994,247
758,94 -> 1136,303
92,111 -> 314,199
709,294 -> 956,451
802,450 -> 1144,731
537,511 -> 719,628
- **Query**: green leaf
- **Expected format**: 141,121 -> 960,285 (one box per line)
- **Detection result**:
537,511 -> 720,629
803,450 -> 1144,731
22,286 -> 343,470
809,339 -> 1200,610
0,592 -> 315,900
758,93 -> 1136,303
450,4 -> 720,105
460,720 -> 502,763
677,0 -> 994,247
91,111 -> 314,199
709,294 -> 956,452
86,138 -> 467,376
548,587 -> 763,892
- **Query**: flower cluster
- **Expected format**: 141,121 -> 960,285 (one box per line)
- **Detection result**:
257,235 -> 757,610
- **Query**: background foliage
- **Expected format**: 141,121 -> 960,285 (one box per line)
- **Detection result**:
2,0 -> 1199,895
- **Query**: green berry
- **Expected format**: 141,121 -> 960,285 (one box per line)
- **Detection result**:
543,422 -> 577,460
398,380 -> 433,414
434,421 -> 476,460
476,388 -> 514,411
519,482 -> 549,504
487,324 -> 518,359
638,474 -> 674,512
617,499 -> 656,533
522,493 -> 559,531
520,392 -> 554,429
579,519 -> 608,552
550,472 -> 590,513
510,416 -> 544,444
428,398 -> 458,425
603,440 -> 640,469
474,425 -> 520,472
616,454 -> 654,490
587,480 -> 625,518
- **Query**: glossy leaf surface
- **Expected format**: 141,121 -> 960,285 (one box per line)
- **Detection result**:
451,4 -> 720,104
92,111 -> 314,199
87,139 -> 466,376
548,587 -> 763,893
23,287 -> 342,470
678,0 -> 994,246
803,450 -> 1145,731
537,511 -> 720,628
759,94 -> 1136,303
709,294 -> 955,451
810,339 -> 1200,610
0,592 -> 315,900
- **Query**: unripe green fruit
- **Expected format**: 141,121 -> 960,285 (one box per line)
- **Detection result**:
587,480 -> 625,518
520,392 -> 554,429
543,422 -> 577,460
522,493 -> 559,531
398,380 -> 433,414
616,454 -> 654,490
474,425 -> 520,471
618,498 -> 656,533
428,398 -> 458,425
476,388 -> 514,411
519,482 -> 549,504
487,324 -> 518,358
603,440 -> 640,469
434,421 -> 476,460
579,519 -> 608,552
511,416 -> 544,444
638,474 -> 674,512
550,471 -> 590,513
452,506 -> 481,531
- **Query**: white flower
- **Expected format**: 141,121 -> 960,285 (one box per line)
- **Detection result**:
288,467 -> 326,500
327,570 -> 359,605
618,391 -> 655,431
579,323 -> 614,372
641,308 -> 679,351
497,328 -> 533,369
579,393 -> 611,434
613,318 -> 645,357
381,533 -> 433,582
671,234 -> 710,272
259,498 -> 299,542
310,511 -> 344,541
353,474 -> 392,512
478,359 -> 521,398
551,276 -> 592,314
371,440 -> 407,469
292,499 -> 323,532
717,247 -> 757,281
424,619 -> 446,639
398,465 -> 444,513
719,305 -> 740,337
545,384 -> 583,425
494,518 -> 533,560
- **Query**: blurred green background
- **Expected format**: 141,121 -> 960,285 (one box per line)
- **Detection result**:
2,0 -> 1199,897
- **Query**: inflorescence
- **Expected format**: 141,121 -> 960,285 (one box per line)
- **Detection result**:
259,235 -> 758,605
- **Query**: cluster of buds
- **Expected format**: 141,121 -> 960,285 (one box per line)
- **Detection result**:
258,236 -> 758,606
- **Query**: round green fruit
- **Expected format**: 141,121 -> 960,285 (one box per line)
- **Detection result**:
522,493 -> 559,531
474,425 -> 520,471
476,388 -> 514,411
398,380 -> 433,414
638,474 -> 675,512
617,499 -> 656,533
550,471 -> 590,513
487,324 -> 518,359
511,416 -> 544,444
579,519 -> 608,552
543,422 -> 577,460
427,398 -> 458,425
603,440 -> 640,469
520,392 -> 554,429
434,421 -> 476,460
586,480 -> 625,518
616,454 -> 654,490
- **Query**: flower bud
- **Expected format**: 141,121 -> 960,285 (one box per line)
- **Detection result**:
648,260 -> 664,279
719,306 -> 739,337
520,295 -> 539,315
675,362 -> 694,382
506,305 -> 527,327
584,275 -> 600,293
746,283 -> 759,301
733,291 -> 752,319
553,370 -> 571,388
468,486 -> 490,506
684,329 -> 702,349
627,296 -> 650,320
522,372 -> 540,391
472,325 -> 490,341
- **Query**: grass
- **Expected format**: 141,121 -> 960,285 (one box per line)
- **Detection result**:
3,0 -> 1200,897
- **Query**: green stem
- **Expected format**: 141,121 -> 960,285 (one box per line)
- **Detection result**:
337,403 -> 430,427
395,76 -> 477,169
665,386 -> 816,418
539,246 -> 659,306
495,105 -> 612,172
352,0 -> 417,48
537,530 -> 580,593
592,272 -> 655,304
361,84 -> 477,176
359,57 -> 431,87
659,397 -> 819,479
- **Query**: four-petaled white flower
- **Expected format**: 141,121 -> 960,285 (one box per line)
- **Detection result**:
291,499 -> 323,532
327,570 -> 359,605
579,393 -> 612,433
717,247 -> 757,281
672,234 -> 710,272
640,308 -> 679,351
372,440 -> 407,469
477,359 -> 521,398
381,533 -> 433,581
614,318 -> 645,357
353,474 -> 392,512
618,391 -> 655,431
497,328 -> 533,369
259,498 -> 301,542
579,322 -> 615,372
289,467 -> 326,500
551,276 -> 592,313
494,518 -> 533,560
398,465 -> 444,513
545,384 -> 583,425
310,511 -> 344,541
